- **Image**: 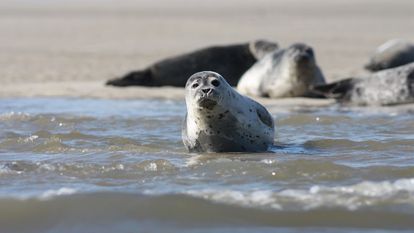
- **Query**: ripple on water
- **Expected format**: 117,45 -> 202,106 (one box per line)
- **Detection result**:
0,159 -> 179,181
304,138 -> 414,151
0,98 -> 414,232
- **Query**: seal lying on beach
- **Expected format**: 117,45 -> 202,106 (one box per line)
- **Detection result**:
237,43 -> 326,98
312,62 -> 414,106
365,39 -> 414,71
182,71 -> 275,152
106,40 -> 278,87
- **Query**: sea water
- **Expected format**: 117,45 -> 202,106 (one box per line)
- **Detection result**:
0,98 -> 413,233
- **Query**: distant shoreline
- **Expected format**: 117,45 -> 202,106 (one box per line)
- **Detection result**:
1,0 -> 413,109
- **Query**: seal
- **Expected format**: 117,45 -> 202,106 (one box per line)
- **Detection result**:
182,71 -> 275,152
365,39 -> 414,71
106,40 -> 278,87
312,62 -> 414,106
237,43 -> 326,98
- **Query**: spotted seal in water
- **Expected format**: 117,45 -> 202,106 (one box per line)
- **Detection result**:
182,71 -> 275,152
237,43 -> 326,98
365,39 -> 414,71
312,62 -> 414,106
106,40 -> 278,87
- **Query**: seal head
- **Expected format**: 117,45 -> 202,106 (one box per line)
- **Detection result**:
288,43 -> 315,64
186,72 -> 223,110
365,39 -> 414,71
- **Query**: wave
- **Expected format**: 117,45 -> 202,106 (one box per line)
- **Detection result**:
188,178 -> 414,211
2,158 -> 414,183
0,188 -> 413,233
0,129 -> 182,154
0,159 -> 179,182
0,112 -> 96,123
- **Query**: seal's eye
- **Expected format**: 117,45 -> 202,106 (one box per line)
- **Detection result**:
192,83 -> 199,89
211,80 -> 220,87
306,48 -> 314,56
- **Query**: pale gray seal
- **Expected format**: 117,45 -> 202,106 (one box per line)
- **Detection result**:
312,62 -> 414,106
365,39 -> 414,71
182,71 -> 275,152
106,40 -> 278,87
237,43 -> 326,98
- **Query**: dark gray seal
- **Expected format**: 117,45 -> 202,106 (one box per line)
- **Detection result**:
106,40 -> 278,87
182,71 -> 275,153
237,43 -> 326,98
312,62 -> 414,106
365,39 -> 414,71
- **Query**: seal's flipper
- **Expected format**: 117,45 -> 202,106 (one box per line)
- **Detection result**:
106,69 -> 153,87
311,78 -> 355,100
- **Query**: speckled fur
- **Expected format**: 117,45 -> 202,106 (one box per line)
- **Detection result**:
182,71 -> 275,152
351,63 -> 414,105
313,62 -> 414,106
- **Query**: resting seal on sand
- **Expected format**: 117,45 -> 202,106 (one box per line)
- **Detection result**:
312,62 -> 414,106
365,39 -> 414,71
106,40 -> 278,87
237,43 -> 326,98
182,71 -> 274,152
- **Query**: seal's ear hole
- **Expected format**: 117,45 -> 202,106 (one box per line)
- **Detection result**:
211,80 -> 220,87
192,83 -> 199,89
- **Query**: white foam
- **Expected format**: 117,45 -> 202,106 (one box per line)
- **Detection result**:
184,155 -> 203,167
40,187 -> 77,200
260,159 -> 276,165
4,187 -> 79,201
22,135 -> 39,143
0,162 -> 24,175
186,178 -> 414,211
187,189 -> 282,210
0,165 -> 19,175
37,162 -> 56,171
0,111 -> 31,120
144,162 -> 158,171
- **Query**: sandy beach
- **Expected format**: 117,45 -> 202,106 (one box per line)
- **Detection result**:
2,2 -> 414,232
1,0 -> 414,102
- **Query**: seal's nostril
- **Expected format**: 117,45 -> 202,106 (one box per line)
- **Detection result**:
202,88 -> 212,94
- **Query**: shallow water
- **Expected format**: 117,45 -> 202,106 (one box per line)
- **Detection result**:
0,98 -> 413,233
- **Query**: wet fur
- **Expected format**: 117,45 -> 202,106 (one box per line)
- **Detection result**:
182,71 -> 275,152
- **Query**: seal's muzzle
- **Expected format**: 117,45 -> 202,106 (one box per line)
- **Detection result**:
198,98 -> 217,109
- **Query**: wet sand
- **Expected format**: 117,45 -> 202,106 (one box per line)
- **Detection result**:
1,0 -> 414,104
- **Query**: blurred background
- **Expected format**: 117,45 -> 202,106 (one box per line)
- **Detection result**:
1,0 -> 413,89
